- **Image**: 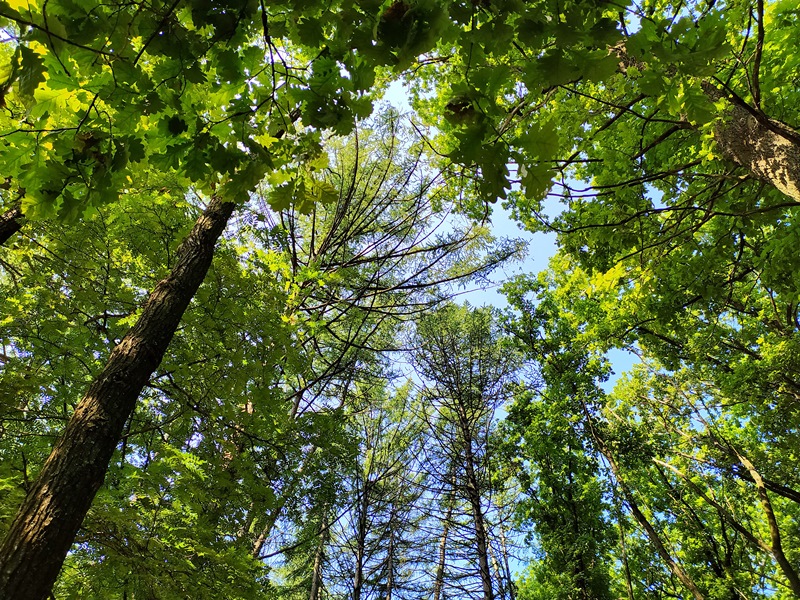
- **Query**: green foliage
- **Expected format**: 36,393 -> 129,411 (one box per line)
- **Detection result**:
502,251 -> 800,598
2,0 -> 800,597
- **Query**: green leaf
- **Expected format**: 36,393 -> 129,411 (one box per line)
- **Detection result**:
268,180 -> 295,211
519,162 -> 552,200
515,120 -> 559,161
583,52 -> 620,83
17,46 -> 45,100
531,49 -> 581,88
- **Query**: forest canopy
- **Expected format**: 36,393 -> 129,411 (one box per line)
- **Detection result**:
0,0 -> 799,598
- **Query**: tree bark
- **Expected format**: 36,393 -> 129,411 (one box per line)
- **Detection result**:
615,44 -> 800,203
352,480 -> 371,600
309,510 -> 329,600
0,202 -> 22,246
433,492 -> 453,600
0,195 -> 235,600
712,99 -> 800,202
462,429 -> 494,600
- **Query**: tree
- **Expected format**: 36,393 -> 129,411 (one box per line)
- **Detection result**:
501,276 -> 616,600
0,191 -> 238,599
0,201 -> 22,246
406,0 -> 799,213
412,304 -> 518,600
0,110 -> 518,597
503,256 -> 800,599
429,3 -> 800,594
0,0 -> 440,594
3,0 -> 800,596
319,382 -> 428,600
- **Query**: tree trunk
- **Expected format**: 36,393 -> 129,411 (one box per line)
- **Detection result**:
0,202 -> 22,246
601,449 -> 704,600
613,492 -> 636,600
309,511 -> 329,600
734,450 -> 800,596
489,542 -> 504,600
498,524 -> 515,600
433,491 -> 454,600
713,100 -> 800,202
353,481 -> 371,600
616,45 -> 800,203
463,431 -> 494,600
385,512 -> 395,600
0,195 -> 235,600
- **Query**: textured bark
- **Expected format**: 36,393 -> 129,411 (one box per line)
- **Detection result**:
0,202 -> 22,246
616,44 -> 800,203
0,195 -> 235,600
713,101 -> 800,202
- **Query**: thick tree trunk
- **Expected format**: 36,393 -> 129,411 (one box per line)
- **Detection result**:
0,195 -> 235,600
616,44 -> 800,203
713,101 -> 800,202
0,202 -> 22,246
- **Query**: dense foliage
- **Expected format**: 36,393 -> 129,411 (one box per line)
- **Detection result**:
1,0 -> 799,598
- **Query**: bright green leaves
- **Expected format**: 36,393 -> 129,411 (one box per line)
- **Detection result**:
501,269 -> 615,600
513,119 -> 559,200
267,171 -> 338,214
518,163 -> 552,204
502,240 -> 800,598
678,82 -> 717,126
0,0 -> 410,224
289,52 -> 376,135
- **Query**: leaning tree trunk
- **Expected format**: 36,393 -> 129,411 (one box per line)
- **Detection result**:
614,44 -> 800,203
710,93 -> 800,203
0,202 -> 22,246
0,195 -> 235,600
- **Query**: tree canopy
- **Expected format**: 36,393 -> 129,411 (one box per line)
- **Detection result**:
1,0 -> 799,598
